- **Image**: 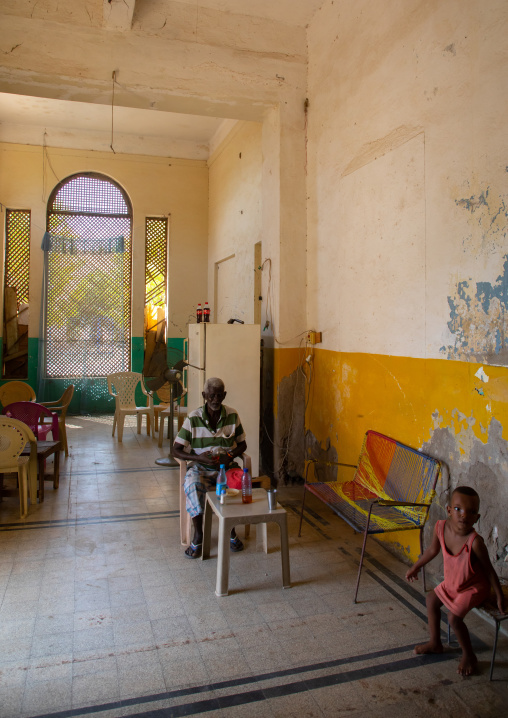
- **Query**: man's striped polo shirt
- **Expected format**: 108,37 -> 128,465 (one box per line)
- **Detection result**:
174,404 -> 246,458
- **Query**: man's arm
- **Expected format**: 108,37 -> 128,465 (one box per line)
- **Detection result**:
225,440 -> 247,468
171,441 -> 217,466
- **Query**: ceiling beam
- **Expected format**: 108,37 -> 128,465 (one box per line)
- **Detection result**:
103,0 -> 137,32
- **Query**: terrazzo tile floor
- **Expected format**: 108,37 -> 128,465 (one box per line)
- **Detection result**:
0,415 -> 506,718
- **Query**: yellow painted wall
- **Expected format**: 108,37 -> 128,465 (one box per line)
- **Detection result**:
304,349 -> 508,562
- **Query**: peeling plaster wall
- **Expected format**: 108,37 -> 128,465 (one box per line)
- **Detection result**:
306,0 -> 508,574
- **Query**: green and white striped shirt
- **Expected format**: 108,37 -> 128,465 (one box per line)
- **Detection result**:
174,404 -> 246,457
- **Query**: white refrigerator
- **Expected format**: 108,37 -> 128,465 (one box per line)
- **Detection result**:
186,323 -> 261,476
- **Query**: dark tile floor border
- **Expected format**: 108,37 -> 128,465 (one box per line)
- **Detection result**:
0,511 -> 179,532
30,645 -> 454,718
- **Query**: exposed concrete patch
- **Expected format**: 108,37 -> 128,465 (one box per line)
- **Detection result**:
304,430 -> 339,484
422,417 -> 508,579
275,369 -> 305,484
442,255 -> 508,364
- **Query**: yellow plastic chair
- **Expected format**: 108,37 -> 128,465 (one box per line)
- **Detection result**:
0,416 -> 37,518
0,381 -> 36,408
40,385 -> 75,457
107,372 -> 154,442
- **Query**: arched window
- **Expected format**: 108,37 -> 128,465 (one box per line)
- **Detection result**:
45,173 -> 132,379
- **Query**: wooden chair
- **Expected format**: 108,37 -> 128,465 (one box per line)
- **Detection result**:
0,416 -> 37,518
40,384 -> 75,456
107,371 -> 154,442
176,454 -> 252,546
299,430 -> 442,602
0,381 -> 35,408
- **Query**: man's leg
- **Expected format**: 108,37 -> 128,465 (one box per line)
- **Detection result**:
183,464 -> 243,556
183,464 -> 217,558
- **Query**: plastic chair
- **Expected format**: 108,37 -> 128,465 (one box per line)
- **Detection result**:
152,383 -> 172,434
0,416 -> 37,518
176,454 -> 252,546
0,381 -> 36,408
2,402 -> 59,441
107,372 -> 154,442
40,385 -> 75,456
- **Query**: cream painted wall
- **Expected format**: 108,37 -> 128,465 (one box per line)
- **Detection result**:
208,121 -> 263,323
304,0 -> 508,569
0,143 -> 208,340
307,0 -> 508,364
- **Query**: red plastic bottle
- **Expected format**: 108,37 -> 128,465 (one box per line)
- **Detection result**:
203,302 -> 210,323
196,303 -> 203,323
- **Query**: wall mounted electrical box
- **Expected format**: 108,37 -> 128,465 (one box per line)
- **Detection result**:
307,331 -> 322,345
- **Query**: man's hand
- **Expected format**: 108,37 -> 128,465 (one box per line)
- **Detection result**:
197,451 -> 221,467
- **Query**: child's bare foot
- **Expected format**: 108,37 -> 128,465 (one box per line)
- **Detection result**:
414,641 -> 444,655
457,652 -> 478,676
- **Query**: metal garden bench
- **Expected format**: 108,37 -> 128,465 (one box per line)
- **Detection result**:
298,430 -> 442,602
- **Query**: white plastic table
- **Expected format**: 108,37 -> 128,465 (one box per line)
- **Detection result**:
202,488 -> 291,597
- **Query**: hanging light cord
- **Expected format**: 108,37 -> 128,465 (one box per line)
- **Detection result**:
110,70 -> 117,154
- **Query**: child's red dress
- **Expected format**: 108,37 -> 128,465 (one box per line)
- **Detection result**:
434,519 -> 491,618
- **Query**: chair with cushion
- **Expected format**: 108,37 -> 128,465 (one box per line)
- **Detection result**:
0,416 -> 37,518
107,371 -> 154,442
2,401 -> 59,441
0,381 -> 36,408
40,384 -> 75,456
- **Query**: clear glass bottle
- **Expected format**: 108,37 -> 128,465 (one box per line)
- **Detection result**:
241,467 -> 252,504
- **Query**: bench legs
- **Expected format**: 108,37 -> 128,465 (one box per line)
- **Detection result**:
298,484 -> 307,537
354,505 -> 373,604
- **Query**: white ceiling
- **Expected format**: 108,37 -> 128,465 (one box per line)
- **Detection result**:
0,92 -> 227,160
0,0 -> 324,158
174,0 -> 323,27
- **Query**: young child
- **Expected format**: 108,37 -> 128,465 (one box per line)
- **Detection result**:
406,486 -> 505,676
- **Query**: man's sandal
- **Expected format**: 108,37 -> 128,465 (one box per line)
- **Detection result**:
230,536 -> 244,552
184,542 -> 202,559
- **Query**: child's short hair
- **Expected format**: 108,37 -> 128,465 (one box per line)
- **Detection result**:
451,485 -> 480,503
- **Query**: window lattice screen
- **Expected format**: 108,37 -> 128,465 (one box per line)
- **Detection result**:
145,217 -> 167,307
46,174 -> 132,378
5,209 -> 30,306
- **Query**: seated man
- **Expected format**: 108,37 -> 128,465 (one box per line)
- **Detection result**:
172,376 -> 247,558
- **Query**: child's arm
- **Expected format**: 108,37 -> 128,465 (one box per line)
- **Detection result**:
405,523 -> 441,582
472,535 -> 506,614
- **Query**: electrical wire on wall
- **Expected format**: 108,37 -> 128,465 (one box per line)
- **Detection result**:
110,70 -> 117,154
42,130 -> 61,203
259,256 -> 319,480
